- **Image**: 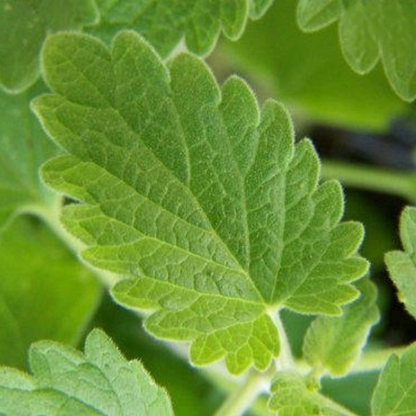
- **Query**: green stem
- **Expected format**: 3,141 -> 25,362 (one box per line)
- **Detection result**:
295,345 -> 408,378
351,346 -> 408,373
322,160 -> 416,203
214,367 -> 273,416
273,311 -> 294,370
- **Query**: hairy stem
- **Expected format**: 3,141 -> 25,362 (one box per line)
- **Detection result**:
322,160 -> 416,203
351,345 -> 408,373
273,311 -> 294,370
215,368 -> 272,416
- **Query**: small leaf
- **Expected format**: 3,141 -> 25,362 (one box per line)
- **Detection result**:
250,0 -> 274,19
296,0 -> 416,101
89,0 -> 272,58
0,0 -> 99,93
34,31 -> 367,374
297,0 -> 342,32
0,82 -> 59,231
302,279 -> 379,377
268,372 -> 348,415
371,343 -> 416,415
0,329 -> 173,415
385,206 -> 416,321
0,217 -> 100,369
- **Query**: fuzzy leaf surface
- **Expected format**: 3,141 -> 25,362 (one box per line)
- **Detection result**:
0,329 -> 173,415
0,0 -> 98,93
0,217 -> 100,369
90,0 -> 273,57
35,31 -> 367,374
302,279 -> 379,377
371,343 -> 416,415
297,0 -> 416,101
0,82 -> 59,231
268,372 -> 347,415
385,206 -> 416,321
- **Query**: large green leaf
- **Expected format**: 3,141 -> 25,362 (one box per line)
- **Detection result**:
34,30 -> 368,375
302,279 -> 379,377
0,82 -> 59,231
0,329 -> 173,415
371,343 -> 416,415
89,0 -> 273,57
0,216 -> 100,369
0,0 -> 98,93
297,0 -> 416,101
222,0 -> 405,131
385,206 -> 416,321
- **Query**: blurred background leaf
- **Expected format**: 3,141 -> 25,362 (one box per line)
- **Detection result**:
0,216 -> 101,369
219,0 -> 406,132
0,82 -> 59,232
0,0 -> 98,92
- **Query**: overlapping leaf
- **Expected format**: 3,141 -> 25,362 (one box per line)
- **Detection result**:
297,0 -> 416,101
268,372 -> 347,415
302,279 -> 379,377
0,0 -> 98,93
0,329 -> 173,415
371,343 -> 416,415
223,0 -> 404,132
0,82 -> 59,231
0,217 -> 100,369
385,207 -> 416,321
34,30 -> 368,374
89,0 -> 273,58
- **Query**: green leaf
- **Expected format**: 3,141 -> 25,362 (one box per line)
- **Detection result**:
34,30 -> 368,375
89,0 -> 273,57
297,0 -> 416,101
0,82 -> 59,231
91,295 -> 227,416
0,329 -> 173,415
385,206 -> 416,321
222,0 -> 405,131
0,0 -> 98,93
268,372 -> 348,415
321,371 -> 380,416
371,343 -> 416,415
0,216 -> 101,369
302,279 -> 379,377
250,0 -> 274,19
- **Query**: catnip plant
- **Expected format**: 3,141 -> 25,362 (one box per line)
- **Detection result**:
0,0 -> 416,415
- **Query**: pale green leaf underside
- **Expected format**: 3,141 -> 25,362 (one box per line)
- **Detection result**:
35,30 -> 367,374
268,372 -> 346,415
0,82 -> 59,231
303,279 -> 379,377
0,217 -> 100,369
297,0 -> 416,101
371,343 -> 416,415
0,0 -> 98,93
385,207 -> 416,321
0,329 -> 173,415
89,0 -> 273,57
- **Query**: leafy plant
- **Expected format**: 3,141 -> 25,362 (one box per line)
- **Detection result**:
1,1 -> 416,415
